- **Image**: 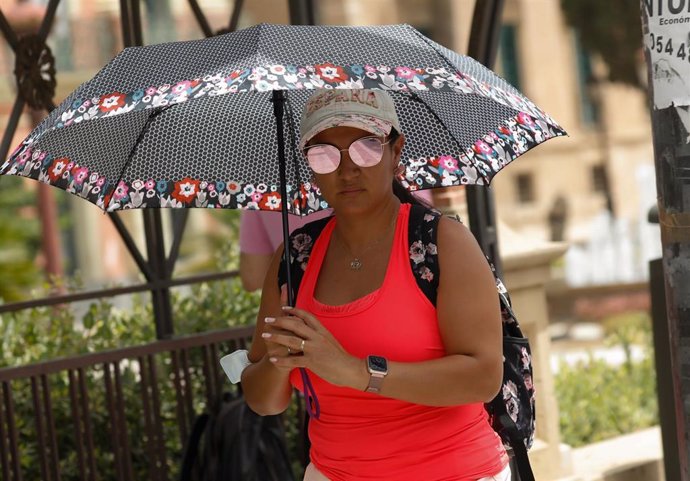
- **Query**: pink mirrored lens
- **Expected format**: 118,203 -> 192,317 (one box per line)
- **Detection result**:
349,137 -> 384,167
306,145 -> 340,174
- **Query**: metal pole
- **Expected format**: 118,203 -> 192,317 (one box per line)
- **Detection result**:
117,0 -> 175,339
640,2 -> 690,479
288,0 -> 316,25
143,209 -> 174,339
465,0 -> 505,278
650,256 -> 682,481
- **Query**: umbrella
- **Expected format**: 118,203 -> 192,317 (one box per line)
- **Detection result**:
0,23 -> 566,416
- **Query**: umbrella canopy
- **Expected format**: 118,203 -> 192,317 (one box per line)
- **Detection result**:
1,23 -> 565,216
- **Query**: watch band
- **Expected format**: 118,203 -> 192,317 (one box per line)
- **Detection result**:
365,371 -> 385,393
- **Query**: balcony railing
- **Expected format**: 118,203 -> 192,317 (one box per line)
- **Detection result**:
0,325 -> 254,481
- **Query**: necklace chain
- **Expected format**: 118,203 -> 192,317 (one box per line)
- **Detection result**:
334,213 -> 397,271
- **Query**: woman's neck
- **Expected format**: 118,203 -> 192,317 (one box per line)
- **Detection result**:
333,196 -> 401,249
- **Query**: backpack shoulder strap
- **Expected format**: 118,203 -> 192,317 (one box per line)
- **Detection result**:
408,204 -> 442,306
179,413 -> 209,481
277,215 -> 333,302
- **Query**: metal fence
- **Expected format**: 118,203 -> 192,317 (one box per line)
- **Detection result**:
0,325 -> 254,481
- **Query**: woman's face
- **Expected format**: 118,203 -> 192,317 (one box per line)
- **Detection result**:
307,126 -> 404,215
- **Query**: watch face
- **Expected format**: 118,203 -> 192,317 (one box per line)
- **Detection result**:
368,355 -> 388,373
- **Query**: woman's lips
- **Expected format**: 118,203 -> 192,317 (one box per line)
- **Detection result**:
339,188 -> 364,195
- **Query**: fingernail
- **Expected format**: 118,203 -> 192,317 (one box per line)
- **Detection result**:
261,332 -> 271,338
269,357 -> 278,363
265,317 -> 275,323
281,306 -> 293,310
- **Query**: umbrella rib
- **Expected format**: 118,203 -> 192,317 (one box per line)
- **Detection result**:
105,107 -> 166,211
405,24 -> 464,78
400,91 -> 491,185
403,25 -> 493,184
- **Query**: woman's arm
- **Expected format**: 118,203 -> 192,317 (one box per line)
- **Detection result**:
267,216 -> 504,407
240,245 -> 294,415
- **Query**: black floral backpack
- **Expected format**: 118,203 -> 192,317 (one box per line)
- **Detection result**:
279,203 -> 536,481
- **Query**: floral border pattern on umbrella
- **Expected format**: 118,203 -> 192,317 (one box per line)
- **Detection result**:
3,107 -> 557,214
26,64 -> 558,139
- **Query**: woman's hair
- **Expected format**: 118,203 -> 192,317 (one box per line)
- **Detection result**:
388,128 -> 431,208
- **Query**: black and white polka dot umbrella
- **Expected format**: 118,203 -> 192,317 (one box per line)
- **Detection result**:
1,23 -> 565,217
1,23 -> 567,419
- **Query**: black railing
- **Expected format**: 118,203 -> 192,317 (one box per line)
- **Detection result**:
0,326 -> 254,481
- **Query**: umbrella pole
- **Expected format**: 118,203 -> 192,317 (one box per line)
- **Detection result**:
272,89 -> 320,420
271,89 -> 294,306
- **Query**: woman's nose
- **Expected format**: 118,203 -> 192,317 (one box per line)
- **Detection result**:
337,150 -> 359,176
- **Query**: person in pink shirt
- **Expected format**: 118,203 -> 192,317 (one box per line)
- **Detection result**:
239,190 -> 433,291
240,209 -> 333,291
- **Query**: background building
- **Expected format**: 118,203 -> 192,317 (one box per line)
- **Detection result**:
0,0 -> 660,289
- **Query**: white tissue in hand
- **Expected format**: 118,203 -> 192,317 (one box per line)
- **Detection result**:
220,349 -> 251,384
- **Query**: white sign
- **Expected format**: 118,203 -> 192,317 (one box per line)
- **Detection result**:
644,0 -> 690,108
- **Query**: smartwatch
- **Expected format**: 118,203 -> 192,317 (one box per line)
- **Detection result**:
365,355 -> 388,393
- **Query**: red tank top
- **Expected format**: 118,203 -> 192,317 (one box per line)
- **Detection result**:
289,203 -> 508,481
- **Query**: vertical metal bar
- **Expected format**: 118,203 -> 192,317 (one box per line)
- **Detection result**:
146,355 -> 168,481
166,210 -> 189,276
0,383 -> 10,481
170,351 -> 189,442
3,382 -> 22,481
120,0 -> 134,47
465,0 -> 506,276
288,0 -> 316,25
138,357 -> 160,481
187,0 -> 214,37
41,375 -> 61,481
130,0 -> 144,47
201,345 -> 214,408
68,371 -> 88,481
120,0 -> 177,343
180,350 -> 194,420
204,344 -> 218,401
113,366 -> 134,480
0,96 -> 27,165
77,368 -> 98,481
144,209 -> 174,339
229,0 -> 245,32
650,258 -> 682,481
640,4 -> 690,478
210,343 -> 221,392
466,0 -> 504,76
103,364 -> 125,481
31,377 -> 50,481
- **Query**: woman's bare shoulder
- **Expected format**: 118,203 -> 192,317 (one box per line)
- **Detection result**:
435,215 -> 491,281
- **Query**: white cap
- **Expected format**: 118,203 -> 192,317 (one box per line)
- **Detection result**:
299,89 -> 402,149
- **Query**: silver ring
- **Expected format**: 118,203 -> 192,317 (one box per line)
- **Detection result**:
287,346 -> 292,355
300,339 -> 306,351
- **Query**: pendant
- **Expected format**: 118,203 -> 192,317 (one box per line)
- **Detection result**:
350,258 -> 363,270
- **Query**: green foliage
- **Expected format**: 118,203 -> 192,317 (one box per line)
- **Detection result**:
0,255 -> 267,479
561,0 -> 643,88
555,312 -> 659,447
0,177 -> 41,302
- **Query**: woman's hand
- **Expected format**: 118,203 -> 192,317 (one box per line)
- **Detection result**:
261,306 -> 366,389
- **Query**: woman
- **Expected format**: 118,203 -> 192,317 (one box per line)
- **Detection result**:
240,89 -> 510,481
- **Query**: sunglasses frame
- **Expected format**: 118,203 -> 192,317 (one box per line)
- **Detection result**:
303,135 -> 392,174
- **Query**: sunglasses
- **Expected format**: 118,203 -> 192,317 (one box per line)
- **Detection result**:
303,136 -> 391,174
